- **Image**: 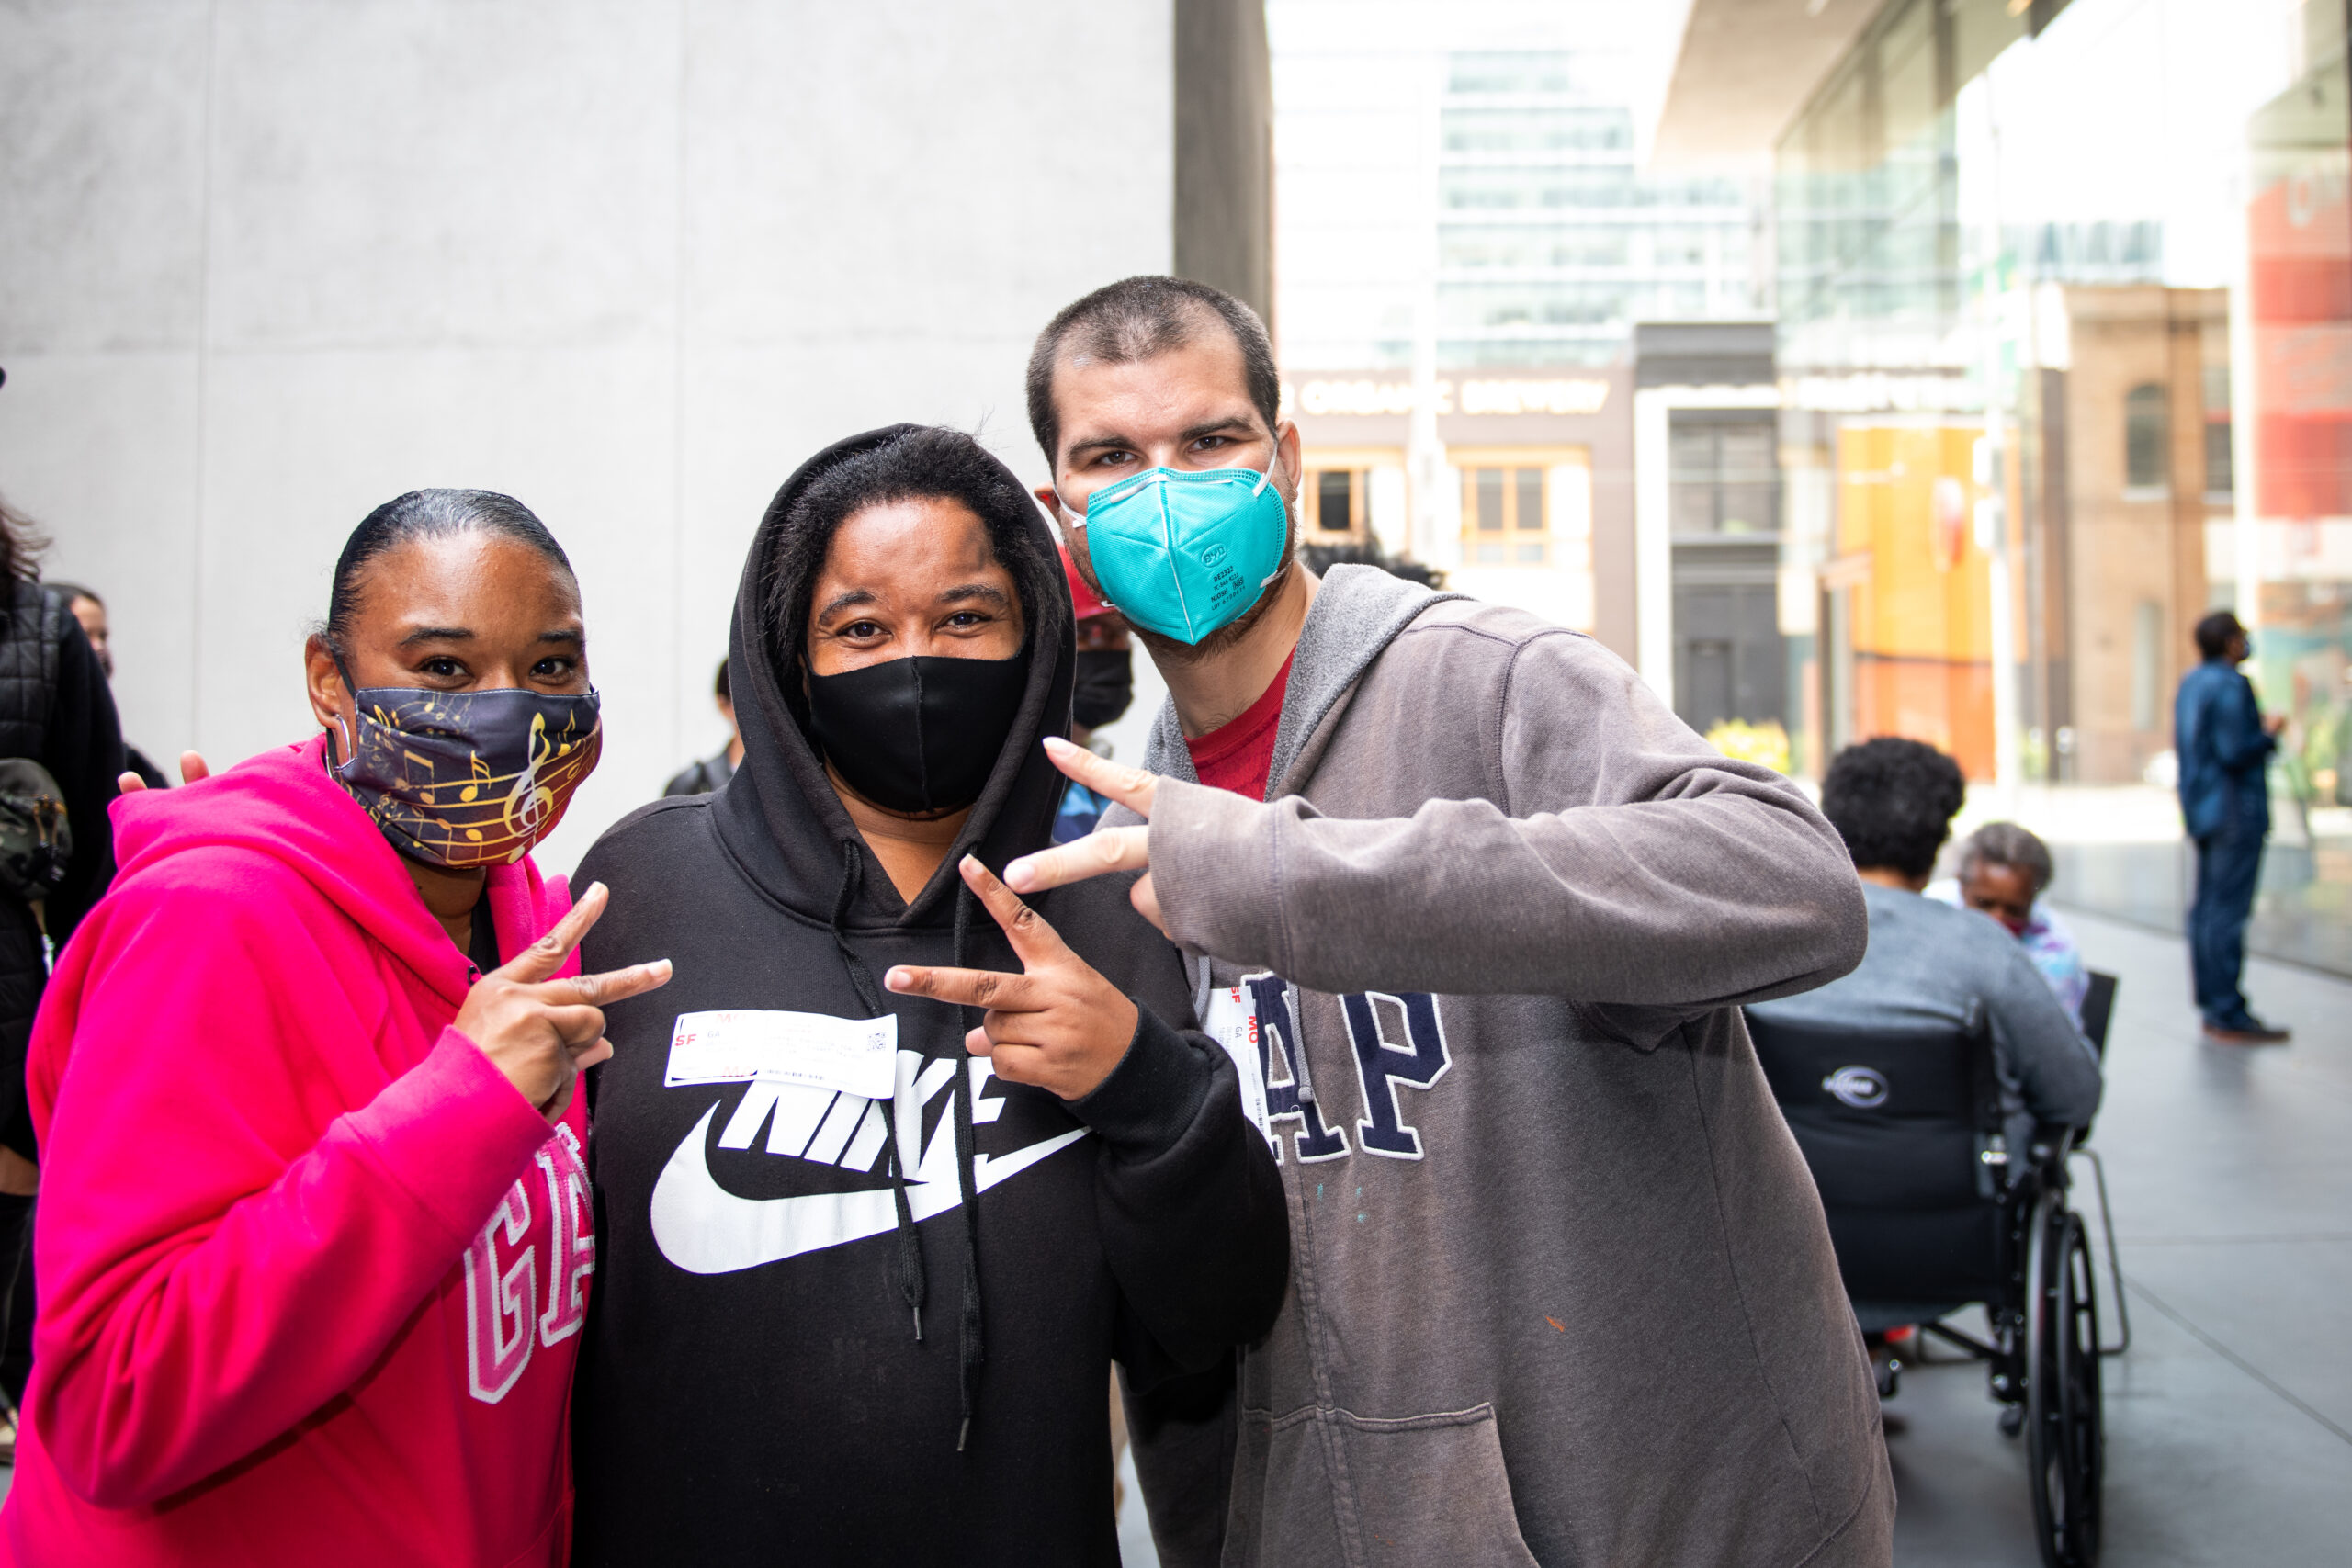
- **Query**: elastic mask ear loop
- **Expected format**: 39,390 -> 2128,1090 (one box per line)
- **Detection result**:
326,654 -> 359,776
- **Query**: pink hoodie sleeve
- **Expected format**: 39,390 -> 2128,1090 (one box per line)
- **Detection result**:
29,865 -> 556,1509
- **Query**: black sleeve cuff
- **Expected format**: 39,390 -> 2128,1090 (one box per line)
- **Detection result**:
1069,1002 -> 1216,1156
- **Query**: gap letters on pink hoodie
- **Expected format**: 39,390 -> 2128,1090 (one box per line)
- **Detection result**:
2,736 -> 594,1568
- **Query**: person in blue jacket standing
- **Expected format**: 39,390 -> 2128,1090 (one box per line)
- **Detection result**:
2176,610 -> 2290,1043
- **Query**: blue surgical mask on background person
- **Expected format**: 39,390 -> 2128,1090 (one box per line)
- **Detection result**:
1059,463 -> 1290,646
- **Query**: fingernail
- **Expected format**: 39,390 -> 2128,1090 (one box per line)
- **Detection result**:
1005,860 -> 1035,892
1043,736 -> 1072,753
885,969 -> 910,991
649,959 -> 673,978
584,881 -> 607,901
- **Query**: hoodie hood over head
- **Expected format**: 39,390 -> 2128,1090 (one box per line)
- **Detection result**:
709,423 -> 1075,930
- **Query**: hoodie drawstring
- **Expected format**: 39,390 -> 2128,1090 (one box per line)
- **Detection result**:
829,840 -> 927,1344
950,883 -> 985,1451
827,838 -> 987,1450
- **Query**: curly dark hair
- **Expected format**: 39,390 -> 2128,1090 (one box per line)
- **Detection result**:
1820,737 -> 1968,879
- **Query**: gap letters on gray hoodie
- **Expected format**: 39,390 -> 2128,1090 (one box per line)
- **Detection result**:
1117,565 -> 1894,1568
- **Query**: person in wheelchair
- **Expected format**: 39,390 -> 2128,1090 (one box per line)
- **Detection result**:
1752,739 -> 2101,1150
1930,821 -> 2090,1028
1747,739 -> 2110,1567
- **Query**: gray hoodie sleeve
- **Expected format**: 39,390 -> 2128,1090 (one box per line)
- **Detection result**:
1148,627 -> 1867,1007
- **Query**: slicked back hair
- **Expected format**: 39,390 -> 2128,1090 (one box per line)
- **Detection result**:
322,489 -> 573,661
1025,276 -> 1281,468
1820,737 -> 1968,880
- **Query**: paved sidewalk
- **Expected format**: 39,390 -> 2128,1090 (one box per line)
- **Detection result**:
1887,906 -> 2352,1565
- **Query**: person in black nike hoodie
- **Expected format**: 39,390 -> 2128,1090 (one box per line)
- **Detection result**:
568,425 -> 1287,1566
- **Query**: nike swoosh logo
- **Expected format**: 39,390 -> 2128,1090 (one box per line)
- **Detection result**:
650,1059 -> 1089,1276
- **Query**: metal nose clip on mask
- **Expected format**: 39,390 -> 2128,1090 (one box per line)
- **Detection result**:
1064,464 -> 1290,646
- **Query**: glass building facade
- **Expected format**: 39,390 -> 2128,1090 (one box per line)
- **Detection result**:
1434,51 -> 1761,369
1769,0 -> 2350,970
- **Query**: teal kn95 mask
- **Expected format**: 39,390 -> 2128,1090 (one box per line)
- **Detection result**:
1066,465 -> 1291,645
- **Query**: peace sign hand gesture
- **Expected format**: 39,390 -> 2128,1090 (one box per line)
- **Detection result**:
884,855 -> 1140,1101
1002,736 -> 1167,936
453,882 -> 673,1123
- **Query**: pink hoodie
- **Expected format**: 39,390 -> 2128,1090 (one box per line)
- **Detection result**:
2,736 -> 592,1568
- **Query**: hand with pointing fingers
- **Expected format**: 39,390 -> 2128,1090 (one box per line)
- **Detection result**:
1004,736 -> 1166,935
453,881 -> 673,1123
884,855 -> 1140,1101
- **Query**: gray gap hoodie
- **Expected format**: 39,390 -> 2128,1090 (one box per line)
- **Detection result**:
1115,565 -> 1892,1568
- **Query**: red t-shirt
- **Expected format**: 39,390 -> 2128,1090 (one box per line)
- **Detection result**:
1185,652 -> 1295,800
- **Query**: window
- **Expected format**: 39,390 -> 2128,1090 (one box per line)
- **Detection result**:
2205,417 -> 2233,499
1669,412 -> 1781,536
2124,383 -> 2169,491
2131,599 -> 2164,730
1303,465 -> 1374,539
1461,465 -> 1550,564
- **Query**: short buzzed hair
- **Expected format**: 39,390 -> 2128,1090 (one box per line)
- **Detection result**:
1025,276 -> 1281,468
2193,610 -> 2244,660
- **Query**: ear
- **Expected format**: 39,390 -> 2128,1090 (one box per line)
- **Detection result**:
303,637 -> 348,728
1273,420 -> 1305,505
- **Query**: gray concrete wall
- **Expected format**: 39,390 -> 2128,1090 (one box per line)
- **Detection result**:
0,0 -> 1176,872
1174,0 -> 1273,325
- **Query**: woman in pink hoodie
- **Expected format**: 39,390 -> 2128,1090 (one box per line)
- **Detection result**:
2,489 -> 670,1567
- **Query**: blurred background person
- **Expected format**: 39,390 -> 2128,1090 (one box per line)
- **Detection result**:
0,498 -> 122,1468
661,658 -> 741,798
2176,611 -> 2290,1044
1929,821 -> 2089,1027
1052,546 -> 1134,842
6,488 -> 665,1562
1751,739 -> 2101,1153
47,583 -> 166,791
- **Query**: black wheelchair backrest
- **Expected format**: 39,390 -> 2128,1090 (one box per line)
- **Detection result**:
1746,1006 -> 2001,1213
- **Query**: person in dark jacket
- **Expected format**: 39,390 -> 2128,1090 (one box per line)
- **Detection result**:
0,498 -> 125,1460
568,424 -> 1288,1566
49,583 -> 166,789
660,658 -> 741,797
2175,610 -> 2290,1043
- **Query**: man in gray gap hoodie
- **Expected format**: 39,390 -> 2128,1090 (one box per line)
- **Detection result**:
1009,277 -> 1891,1568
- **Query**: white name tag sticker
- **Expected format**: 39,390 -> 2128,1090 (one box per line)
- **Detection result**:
665,1010 -> 899,1101
1201,986 -> 1273,1151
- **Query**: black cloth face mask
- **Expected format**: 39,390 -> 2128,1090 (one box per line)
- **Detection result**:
1071,648 -> 1134,730
806,653 -> 1030,816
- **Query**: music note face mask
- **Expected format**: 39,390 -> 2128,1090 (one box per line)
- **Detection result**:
331,685 -> 604,869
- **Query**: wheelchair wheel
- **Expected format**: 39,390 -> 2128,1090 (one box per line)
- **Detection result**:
2026,1199 -> 2104,1567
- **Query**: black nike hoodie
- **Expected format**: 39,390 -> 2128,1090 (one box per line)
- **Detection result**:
569,426 -> 1288,1566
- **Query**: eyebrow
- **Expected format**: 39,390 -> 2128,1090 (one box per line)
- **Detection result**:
395,626 -> 582,648
1065,413 -> 1263,459
817,589 -> 880,622
937,583 -> 1011,607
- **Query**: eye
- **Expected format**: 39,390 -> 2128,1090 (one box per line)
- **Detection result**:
1092,450 -> 1137,469
419,656 -> 467,681
531,655 -> 577,680
945,610 -> 991,629
1191,434 -> 1235,454
841,619 -> 887,640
